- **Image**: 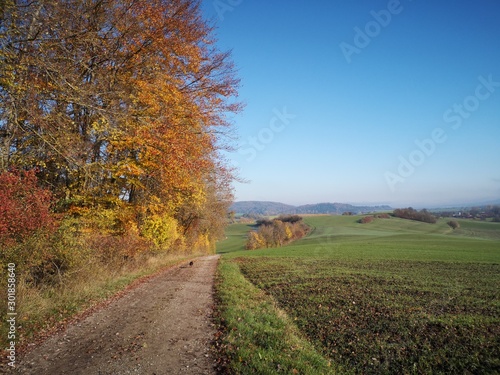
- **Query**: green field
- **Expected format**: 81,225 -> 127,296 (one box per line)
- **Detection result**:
214,216 -> 500,374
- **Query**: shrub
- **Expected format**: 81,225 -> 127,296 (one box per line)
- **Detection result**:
393,208 -> 437,224
141,214 -> 179,250
0,169 -> 60,282
245,231 -> 265,250
447,220 -> 460,230
86,232 -> 151,264
0,214 -> 86,286
0,169 -> 55,247
277,215 -> 303,224
255,218 -> 273,227
245,217 -> 309,250
358,216 -> 374,224
258,224 -> 276,247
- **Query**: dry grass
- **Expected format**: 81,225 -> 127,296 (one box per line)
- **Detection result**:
0,233 -> 201,360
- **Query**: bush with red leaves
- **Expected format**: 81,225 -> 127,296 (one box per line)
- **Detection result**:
358,216 -> 374,224
0,169 -> 54,246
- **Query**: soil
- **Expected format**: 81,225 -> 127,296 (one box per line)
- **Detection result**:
12,255 -> 220,375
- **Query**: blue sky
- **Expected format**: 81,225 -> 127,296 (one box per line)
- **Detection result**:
201,0 -> 500,207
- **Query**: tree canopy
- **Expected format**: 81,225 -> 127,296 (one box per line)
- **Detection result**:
1,0 -> 240,250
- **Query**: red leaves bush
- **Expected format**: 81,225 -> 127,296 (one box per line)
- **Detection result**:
393,207 -> 437,224
358,216 -> 374,224
0,169 -> 54,246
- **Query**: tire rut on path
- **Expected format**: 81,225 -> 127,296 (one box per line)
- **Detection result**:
14,255 -> 220,375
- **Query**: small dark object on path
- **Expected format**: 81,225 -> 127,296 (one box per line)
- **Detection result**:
14,255 -> 219,374
189,261 -> 194,266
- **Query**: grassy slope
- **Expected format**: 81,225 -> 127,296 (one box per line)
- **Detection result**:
222,216 -> 500,262
215,216 -> 500,374
216,223 -> 252,254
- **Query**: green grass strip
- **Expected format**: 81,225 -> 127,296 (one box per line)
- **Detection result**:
214,258 -> 343,374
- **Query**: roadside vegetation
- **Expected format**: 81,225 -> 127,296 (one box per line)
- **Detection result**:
0,0 -> 238,354
215,215 -> 500,374
214,259 -> 338,374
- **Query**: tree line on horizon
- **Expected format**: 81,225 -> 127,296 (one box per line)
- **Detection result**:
435,206 -> 500,222
393,208 -> 437,224
0,0 -> 240,281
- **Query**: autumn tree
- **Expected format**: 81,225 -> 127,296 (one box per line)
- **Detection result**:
0,0 -> 240,251
245,231 -> 265,250
1,0 -> 124,200
245,216 -> 309,250
393,208 -> 437,224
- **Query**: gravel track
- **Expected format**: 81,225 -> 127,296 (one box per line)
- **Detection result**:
13,255 -> 220,375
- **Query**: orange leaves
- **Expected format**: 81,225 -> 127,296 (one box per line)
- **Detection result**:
2,0 -> 239,252
108,1 -> 231,211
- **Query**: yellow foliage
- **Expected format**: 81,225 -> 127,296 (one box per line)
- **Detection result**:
245,231 -> 266,250
141,214 -> 179,250
76,205 -> 138,236
193,233 -> 215,254
192,233 -> 212,253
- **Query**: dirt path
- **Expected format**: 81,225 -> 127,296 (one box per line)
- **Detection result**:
14,255 -> 220,375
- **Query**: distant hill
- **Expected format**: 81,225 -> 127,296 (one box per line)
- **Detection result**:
229,201 -> 296,216
231,201 -> 392,216
294,202 -> 392,215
